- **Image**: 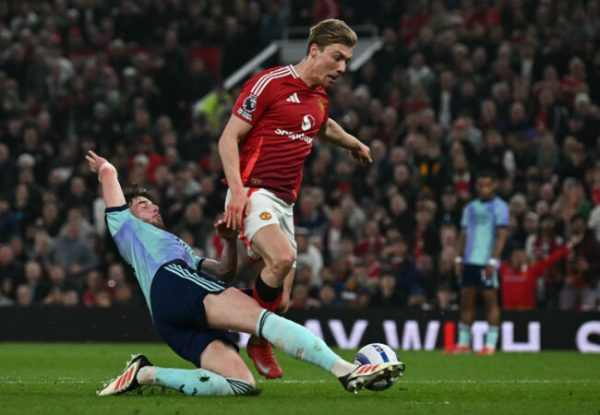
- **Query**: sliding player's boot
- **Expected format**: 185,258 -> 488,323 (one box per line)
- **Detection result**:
97,354 -> 152,396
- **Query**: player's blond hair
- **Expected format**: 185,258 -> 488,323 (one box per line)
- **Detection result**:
307,19 -> 357,53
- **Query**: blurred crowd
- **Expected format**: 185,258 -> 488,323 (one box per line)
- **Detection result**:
0,0 -> 599,311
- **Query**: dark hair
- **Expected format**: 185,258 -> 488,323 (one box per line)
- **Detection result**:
570,213 -> 586,224
123,185 -> 154,206
477,169 -> 498,181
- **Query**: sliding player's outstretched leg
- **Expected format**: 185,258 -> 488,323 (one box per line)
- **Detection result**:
255,309 -> 406,393
98,354 -> 256,397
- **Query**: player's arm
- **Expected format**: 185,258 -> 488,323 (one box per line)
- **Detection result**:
86,150 -> 126,208
486,226 -> 508,277
455,228 -> 467,276
318,118 -> 372,165
486,201 -> 510,276
199,218 -> 238,282
492,227 -> 509,260
218,115 -> 253,229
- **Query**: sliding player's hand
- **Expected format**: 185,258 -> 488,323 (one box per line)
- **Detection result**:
214,217 -> 237,240
86,150 -> 108,174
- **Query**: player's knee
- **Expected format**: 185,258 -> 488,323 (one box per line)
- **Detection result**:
269,253 -> 295,279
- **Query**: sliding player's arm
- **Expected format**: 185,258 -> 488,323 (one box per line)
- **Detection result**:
199,218 -> 238,283
86,150 -> 126,208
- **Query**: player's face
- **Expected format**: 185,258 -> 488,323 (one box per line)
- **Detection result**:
476,177 -> 497,200
130,196 -> 165,228
312,43 -> 353,87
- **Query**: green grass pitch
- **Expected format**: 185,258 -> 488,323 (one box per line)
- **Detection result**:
0,343 -> 598,415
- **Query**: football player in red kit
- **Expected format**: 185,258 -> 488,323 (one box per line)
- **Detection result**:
218,19 -> 372,378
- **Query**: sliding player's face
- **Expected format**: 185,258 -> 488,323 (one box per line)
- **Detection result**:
312,43 -> 353,87
476,177 -> 497,201
130,196 -> 165,228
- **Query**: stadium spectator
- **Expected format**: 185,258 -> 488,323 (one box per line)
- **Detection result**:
42,264 -> 78,306
559,214 -> 600,310
0,196 -> 18,243
381,236 -> 424,307
505,243 -> 567,310
50,216 -> 98,280
23,260 -> 49,304
318,282 -> 341,308
0,244 -> 24,301
15,284 -> 33,307
295,227 -> 325,287
369,269 -> 404,308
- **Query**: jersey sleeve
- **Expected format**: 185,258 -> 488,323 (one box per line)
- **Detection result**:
177,236 -> 206,270
460,204 -> 469,228
105,205 -> 132,236
232,72 -> 275,126
105,205 -> 138,265
495,200 -> 509,227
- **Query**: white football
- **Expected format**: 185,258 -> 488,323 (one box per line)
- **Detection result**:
353,343 -> 401,391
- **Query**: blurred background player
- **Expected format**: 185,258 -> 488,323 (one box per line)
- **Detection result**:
87,150 -> 403,397
218,19 -> 372,378
454,170 -> 509,355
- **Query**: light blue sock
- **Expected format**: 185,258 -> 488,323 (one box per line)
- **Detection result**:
458,323 -> 471,346
485,326 -> 499,349
154,367 -> 254,396
257,311 -> 350,375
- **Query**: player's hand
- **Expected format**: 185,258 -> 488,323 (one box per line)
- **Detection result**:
454,262 -> 463,278
224,189 -> 250,230
214,217 -> 237,240
85,150 -> 109,174
485,264 -> 495,278
351,142 -> 373,166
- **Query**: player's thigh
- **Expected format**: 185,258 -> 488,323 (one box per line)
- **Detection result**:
251,224 -> 296,266
204,287 -> 263,334
244,189 -> 296,264
481,288 -> 499,309
200,340 -> 255,384
460,286 -> 478,308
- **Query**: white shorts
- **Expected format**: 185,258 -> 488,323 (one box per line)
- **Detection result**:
225,188 -> 296,261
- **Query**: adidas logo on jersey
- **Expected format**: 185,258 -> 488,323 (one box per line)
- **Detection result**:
286,93 -> 300,103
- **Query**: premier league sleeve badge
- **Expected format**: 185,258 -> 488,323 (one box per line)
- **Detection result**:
243,94 -> 257,112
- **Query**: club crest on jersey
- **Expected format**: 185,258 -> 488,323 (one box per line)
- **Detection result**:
301,114 -> 315,131
243,94 -> 258,112
259,211 -> 272,220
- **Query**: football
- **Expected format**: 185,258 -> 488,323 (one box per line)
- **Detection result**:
353,343 -> 401,391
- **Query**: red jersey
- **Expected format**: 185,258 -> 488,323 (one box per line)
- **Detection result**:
232,65 -> 329,203
500,245 -> 570,310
